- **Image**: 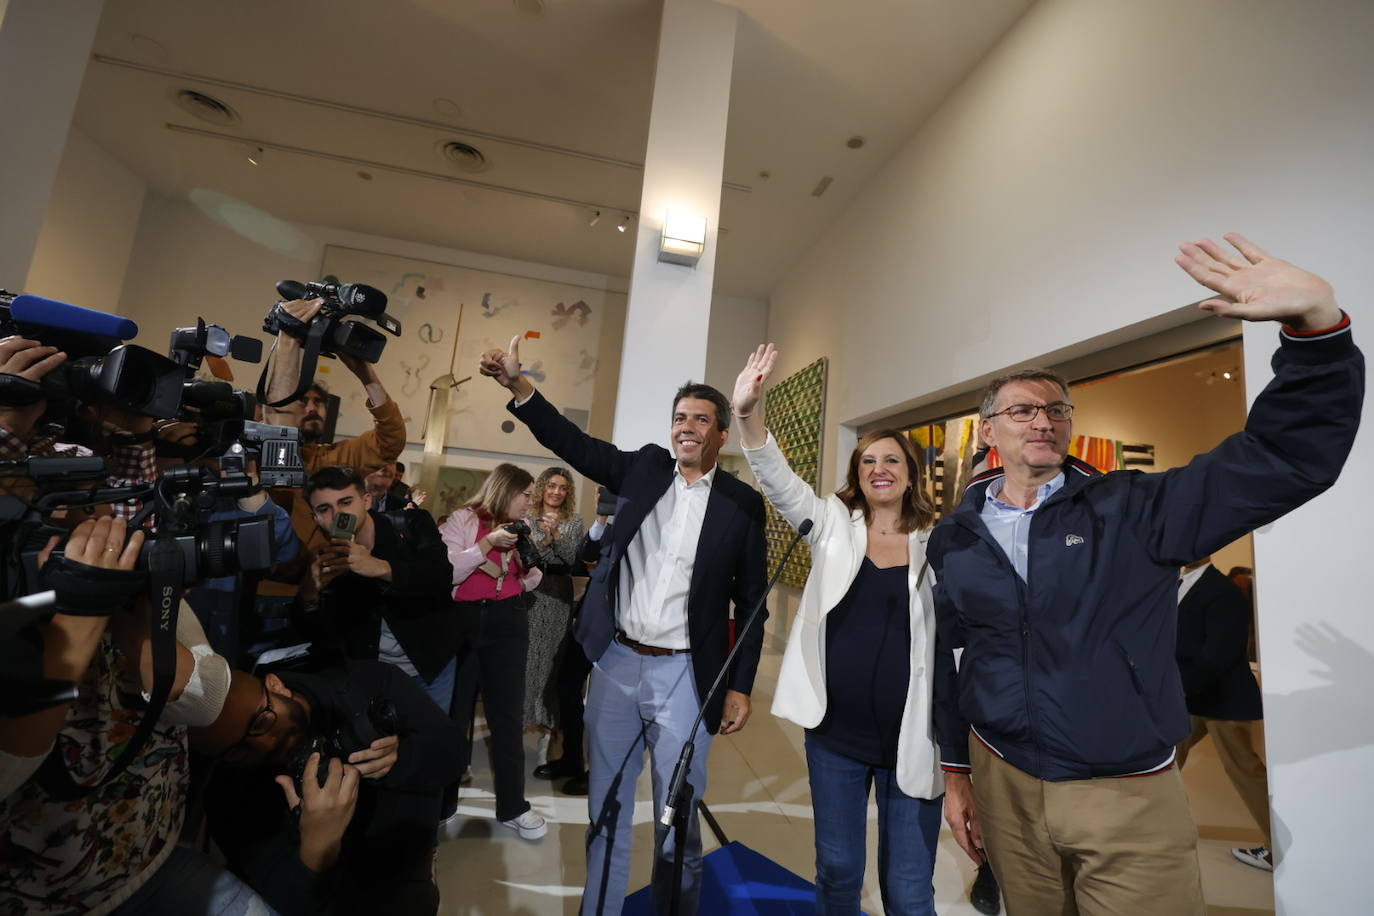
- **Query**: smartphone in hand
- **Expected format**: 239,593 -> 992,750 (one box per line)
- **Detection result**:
328,512 -> 358,542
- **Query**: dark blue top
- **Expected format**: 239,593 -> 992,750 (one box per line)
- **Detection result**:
810,557 -> 910,768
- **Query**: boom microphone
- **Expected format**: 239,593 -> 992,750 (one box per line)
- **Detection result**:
9,295 -> 138,340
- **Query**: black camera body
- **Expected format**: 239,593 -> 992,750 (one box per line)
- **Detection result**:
289,696 -> 398,792
503,520 -> 544,572
263,280 -> 400,364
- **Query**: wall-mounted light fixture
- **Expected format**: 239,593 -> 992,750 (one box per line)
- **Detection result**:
658,211 -> 707,267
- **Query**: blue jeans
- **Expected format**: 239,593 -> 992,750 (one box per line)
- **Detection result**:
414,656 -> 457,715
805,733 -> 942,916
110,843 -> 276,915
581,639 -> 712,916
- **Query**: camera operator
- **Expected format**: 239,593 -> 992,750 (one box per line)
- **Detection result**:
0,337 -> 158,521
299,466 -> 457,712
195,659 -> 463,915
0,517 -> 269,915
255,299 -> 407,621
260,299 -> 405,474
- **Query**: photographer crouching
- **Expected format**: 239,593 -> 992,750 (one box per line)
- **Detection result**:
195,658 -> 461,915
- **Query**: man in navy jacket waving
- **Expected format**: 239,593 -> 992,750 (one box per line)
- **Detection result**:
930,233 -> 1363,916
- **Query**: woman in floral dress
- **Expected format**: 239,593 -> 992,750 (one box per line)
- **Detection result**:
522,467 -> 585,736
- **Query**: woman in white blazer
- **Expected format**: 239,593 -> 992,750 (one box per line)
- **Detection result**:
733,344 -> 943,916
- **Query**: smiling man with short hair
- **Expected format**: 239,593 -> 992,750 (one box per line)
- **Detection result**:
930,234 -> 1364,915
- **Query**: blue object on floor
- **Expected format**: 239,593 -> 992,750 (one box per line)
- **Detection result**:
623,841 -> 871,915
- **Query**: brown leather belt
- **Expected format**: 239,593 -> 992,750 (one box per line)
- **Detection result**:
614,631 -> 691,657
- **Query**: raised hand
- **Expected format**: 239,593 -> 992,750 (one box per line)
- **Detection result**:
1175,234 -> 1342,332
478,335 -> 524,389
731,343 -> 778,419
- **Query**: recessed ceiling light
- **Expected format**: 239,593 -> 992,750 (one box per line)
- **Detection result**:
174,89 -> 241,126
846,136 -> 866,149
438,139 -> 489,173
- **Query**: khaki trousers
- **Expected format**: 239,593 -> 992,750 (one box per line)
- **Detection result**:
1177,715 -> 1271,846
970,739 -> 1205,916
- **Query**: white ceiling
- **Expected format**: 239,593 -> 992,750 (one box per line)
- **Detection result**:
74,0 -> 1033,299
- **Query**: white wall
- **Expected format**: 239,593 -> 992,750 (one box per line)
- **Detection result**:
25,127 -> 146,309
764,0 -> 1373,910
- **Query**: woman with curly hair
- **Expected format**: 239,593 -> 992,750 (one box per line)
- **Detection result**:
521,468 -> 587,768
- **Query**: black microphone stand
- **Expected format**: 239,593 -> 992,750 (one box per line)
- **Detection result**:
657,519 -> 813,916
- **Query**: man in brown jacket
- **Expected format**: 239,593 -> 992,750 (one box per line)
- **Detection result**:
258,298 -> 408,601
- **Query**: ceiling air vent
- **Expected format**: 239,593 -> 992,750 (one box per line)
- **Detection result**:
174,89 -> 240,126
438,140 -> 489,173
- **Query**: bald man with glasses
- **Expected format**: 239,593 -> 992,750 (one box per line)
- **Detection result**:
930,234 -> 1364,915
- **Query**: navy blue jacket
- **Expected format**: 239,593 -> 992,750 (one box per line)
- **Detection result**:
1177,564 -> 1262,721
930,322 -> 1362,780
509,390 -> 769,734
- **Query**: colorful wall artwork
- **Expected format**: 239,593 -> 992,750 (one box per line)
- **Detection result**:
315,246 -> 621,457
763,358 -> 828,589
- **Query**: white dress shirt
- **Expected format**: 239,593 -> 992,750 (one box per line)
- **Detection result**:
1178,562 -> 1210,601
617,465 -> 716,649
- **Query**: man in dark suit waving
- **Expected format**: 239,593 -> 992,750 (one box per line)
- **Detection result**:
480,337 -> 768,916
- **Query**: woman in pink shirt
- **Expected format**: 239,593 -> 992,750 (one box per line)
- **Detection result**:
438,463 -> 547,840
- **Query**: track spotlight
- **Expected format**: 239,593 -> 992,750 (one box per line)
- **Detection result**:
247,146 -> 264,166
617,215 -> 630,233
588,210 -> 601,227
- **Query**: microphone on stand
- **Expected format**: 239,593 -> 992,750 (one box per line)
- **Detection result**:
659,518 -> 814,828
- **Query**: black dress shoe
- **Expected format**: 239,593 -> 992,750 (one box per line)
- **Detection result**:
534,757 -> 584,780
561,772 -> 589,796
970,862 -> 1001,915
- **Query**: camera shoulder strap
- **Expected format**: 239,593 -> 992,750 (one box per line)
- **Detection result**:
256,319 -> 331,409
37,539 -> 184,800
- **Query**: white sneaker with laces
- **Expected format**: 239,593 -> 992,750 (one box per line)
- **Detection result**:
1232,845 -> 1273,871
501,809 -> 548,840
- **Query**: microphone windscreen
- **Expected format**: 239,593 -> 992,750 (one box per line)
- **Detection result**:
276,280 -> 308,301
10,295 -> 138,340
798,519 -> 814,536
337,283 -> 387,317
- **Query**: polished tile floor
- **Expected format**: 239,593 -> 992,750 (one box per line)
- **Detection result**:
436,622 -> 1275,914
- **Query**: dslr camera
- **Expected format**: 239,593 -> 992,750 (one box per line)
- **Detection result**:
288,696 -> 398,792
503,520 -> 544,572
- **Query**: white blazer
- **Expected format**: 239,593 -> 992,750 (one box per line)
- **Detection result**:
743,432 -> 943,799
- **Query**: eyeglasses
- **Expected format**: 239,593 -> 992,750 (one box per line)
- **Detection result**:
986,402 -> 1075,423
221,684 -> 277,764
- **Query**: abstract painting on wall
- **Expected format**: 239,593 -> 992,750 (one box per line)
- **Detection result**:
762,358 -> 828,589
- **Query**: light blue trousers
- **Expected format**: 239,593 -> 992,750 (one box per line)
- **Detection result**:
580,639 -> 713,916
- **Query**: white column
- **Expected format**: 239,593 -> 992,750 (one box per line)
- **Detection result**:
0,0 -> 104,289
610,0 -> 737,448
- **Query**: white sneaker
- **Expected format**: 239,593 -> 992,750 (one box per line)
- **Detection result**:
501,809 -> 547,840
436,809 -> 461,842
1232,845 -> 1273,872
